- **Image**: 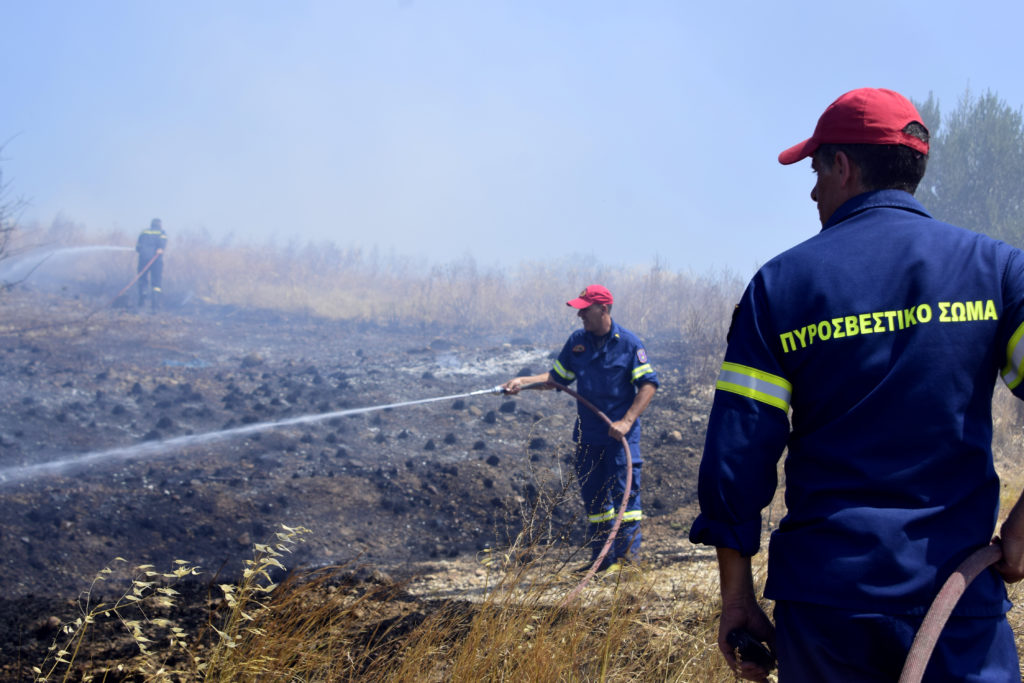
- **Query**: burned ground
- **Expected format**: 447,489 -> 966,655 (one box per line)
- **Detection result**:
0,290 -> 711,678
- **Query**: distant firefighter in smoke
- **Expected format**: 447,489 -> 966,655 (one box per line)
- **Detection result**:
136,218 -> 167,311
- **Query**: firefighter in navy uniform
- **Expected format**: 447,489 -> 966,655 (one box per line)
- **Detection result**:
689,88 -> 1024,682
504,285 -> 658,573
136,218 -> 167,310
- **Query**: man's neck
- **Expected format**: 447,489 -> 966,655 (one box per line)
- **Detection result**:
590,320 -> 613,347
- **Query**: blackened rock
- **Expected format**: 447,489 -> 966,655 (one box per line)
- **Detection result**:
499,401 -> 516,414
486,455 -> 500,467
241,353 -> 263,368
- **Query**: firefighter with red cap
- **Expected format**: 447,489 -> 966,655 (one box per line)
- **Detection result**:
504,284 -> 658,574
690,87 -> 1024,681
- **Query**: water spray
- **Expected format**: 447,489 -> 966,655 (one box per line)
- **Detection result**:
1,379 -> 624,604
0,385 -> 507,486
0,245 -> 135,284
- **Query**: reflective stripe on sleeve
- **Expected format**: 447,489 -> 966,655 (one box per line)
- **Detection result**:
631,363 -> 653,382
1002,320 -> 1024,389
716,361 -> 792,412
553,360 -> 575,381
621,510 -> 642,522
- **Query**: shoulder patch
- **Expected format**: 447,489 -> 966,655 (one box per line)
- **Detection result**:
572,344 -> 586,353
637,348 -> 647,363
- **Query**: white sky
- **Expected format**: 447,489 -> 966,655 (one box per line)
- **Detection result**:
3,1 -> 1023,279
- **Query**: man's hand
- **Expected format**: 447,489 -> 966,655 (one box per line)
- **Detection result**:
608,417 -> 634,441
996,491 -> 1024,583
716,547 -> 776,681
607,382 -> 655,440
502,378 -> 527,395
719,603 -> 775,681
502,373 -> 552,395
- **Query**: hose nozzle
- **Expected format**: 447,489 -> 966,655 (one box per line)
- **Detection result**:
466,385 -> 508,397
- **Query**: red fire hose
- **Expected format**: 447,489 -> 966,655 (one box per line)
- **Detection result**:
899,542 -> 1003,682
517,380 -> 635,606
112,251 -> 160,303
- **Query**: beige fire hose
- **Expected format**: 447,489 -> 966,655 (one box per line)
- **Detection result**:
899,542 -> 1003,682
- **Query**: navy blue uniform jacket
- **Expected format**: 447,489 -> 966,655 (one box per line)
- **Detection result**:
550,320 -> 659,453
690,190 -> 1024,616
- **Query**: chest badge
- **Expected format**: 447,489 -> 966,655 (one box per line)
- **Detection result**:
572,344 -> 586,353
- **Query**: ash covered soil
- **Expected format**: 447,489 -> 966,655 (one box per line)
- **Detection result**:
0,290 -> 712,677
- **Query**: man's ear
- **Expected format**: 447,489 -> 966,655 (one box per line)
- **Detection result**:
834,150 -> 861,189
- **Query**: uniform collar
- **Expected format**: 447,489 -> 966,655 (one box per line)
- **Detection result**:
586,319 -> 621,346
823,189 -> 932,231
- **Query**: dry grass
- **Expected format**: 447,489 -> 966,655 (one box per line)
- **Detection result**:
32,522 -> 757,682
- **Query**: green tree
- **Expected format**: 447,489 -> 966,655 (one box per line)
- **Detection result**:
916,89 -> 1024,247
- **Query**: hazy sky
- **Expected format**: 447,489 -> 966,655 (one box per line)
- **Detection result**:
4,1 -> 1023,277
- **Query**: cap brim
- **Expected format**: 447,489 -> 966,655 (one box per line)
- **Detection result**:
566,297 -> 590,308
778,137 -> 817,165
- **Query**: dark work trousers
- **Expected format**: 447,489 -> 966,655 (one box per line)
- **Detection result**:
137,255 -> 163,305
574,438 -> 642,566
773,599 -> 1020,682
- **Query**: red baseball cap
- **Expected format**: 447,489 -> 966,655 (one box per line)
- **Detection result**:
778,88 -> 929,165
566,284 -> 613,309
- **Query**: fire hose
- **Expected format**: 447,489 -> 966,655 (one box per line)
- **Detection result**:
899,542 -> 1003,682
513,380 -> 635,607
111,250 -> 160,304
